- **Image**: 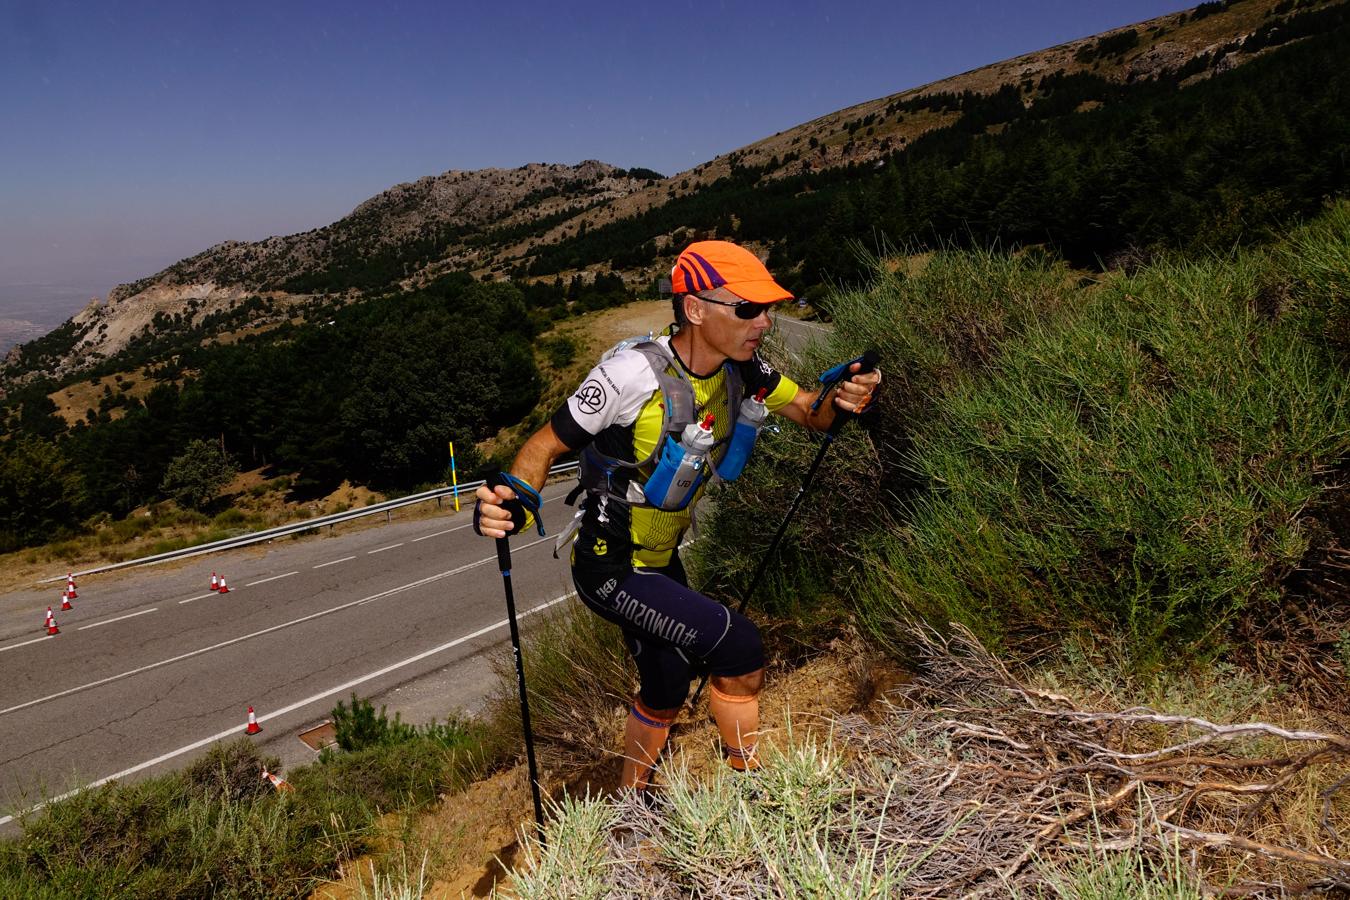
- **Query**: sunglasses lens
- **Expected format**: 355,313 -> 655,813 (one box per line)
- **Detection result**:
736,302 -> 766,320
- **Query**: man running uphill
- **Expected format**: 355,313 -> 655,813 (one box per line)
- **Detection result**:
474,240 -> 881,792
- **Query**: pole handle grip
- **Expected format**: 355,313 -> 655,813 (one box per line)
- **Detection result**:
485,472 -> 546,536
820,349 -> 880,435
812,349 -> 881,412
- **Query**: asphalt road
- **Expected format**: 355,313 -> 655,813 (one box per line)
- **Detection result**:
0,313 -> 830,825
0,481 -> 581,824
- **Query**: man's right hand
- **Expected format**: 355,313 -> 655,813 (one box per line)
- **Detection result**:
473,483 -> 521,539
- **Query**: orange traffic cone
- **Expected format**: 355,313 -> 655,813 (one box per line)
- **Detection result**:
245,706 -> 261,735
45,607 -> 59,635
217,576 -> 230,594
261,767 -> 294,792
210,572 -> 219,592
60,588 -> 74,611
66,573 -> 78,599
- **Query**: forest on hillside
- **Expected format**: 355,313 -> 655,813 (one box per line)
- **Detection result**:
0,276 -> 555,551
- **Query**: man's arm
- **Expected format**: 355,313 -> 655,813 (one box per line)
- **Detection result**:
473,423 -> 573,538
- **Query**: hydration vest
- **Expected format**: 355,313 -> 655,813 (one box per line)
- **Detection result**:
555,337 -> 745,556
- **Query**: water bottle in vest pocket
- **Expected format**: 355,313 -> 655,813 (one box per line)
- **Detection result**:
715,387 -> 769,481
644,413 -> 715,510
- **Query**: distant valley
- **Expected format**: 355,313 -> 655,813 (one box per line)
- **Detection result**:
0,284 -> 101,354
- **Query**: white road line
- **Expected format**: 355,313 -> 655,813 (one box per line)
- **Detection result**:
368,543 -> 404,554
0,533 -> 553,719
246,571 -> 298,587
0,635 -> 54,655
178,592 -> 218,605
314,556 -> 356,569
77,608 -> 158,631
411,527 -> 460,542
0,589 -> 575,828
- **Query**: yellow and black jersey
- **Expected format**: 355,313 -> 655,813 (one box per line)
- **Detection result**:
551,336 -> 798,571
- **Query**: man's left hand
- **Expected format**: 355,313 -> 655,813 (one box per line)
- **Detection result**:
833,362 -> 882,414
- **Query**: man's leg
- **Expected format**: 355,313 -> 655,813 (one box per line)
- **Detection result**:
621,698 -> 679,790
574,562 -> 765,782
710,668 -> 764,771
621,636 -> 692,790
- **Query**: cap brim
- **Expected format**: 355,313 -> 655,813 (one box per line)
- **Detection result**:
725,279 -> 794,304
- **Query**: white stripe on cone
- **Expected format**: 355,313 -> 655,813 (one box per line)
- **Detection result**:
261,767 -> 293,792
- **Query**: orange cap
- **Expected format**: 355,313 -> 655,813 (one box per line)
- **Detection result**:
670,241 -> 793,304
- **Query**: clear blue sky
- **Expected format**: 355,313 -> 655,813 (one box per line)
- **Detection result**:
1,0 -> 1193,299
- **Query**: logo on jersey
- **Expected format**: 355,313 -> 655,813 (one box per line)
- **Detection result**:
592,538 -> 608,556
576,380 -> 607,414
597,577 -> 617,600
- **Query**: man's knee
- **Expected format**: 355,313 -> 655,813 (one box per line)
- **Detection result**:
637,675 -> 691,713
707,609 -> 764,677
711,668 -> 764,697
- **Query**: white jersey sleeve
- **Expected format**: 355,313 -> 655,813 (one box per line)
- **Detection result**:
549,348 -> 659,450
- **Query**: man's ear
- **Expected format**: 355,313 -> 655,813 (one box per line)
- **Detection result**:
682,294 -> 706,326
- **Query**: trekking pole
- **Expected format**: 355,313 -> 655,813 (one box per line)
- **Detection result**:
690,349 -> 879,708
484,473 -> 548,842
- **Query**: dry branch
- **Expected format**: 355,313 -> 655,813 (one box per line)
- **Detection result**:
818,623 -> 1350,897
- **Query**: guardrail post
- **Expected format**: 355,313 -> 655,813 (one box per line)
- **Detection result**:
386,510 -> 391,524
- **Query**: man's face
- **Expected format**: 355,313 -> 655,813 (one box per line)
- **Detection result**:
691,288 -> 776,362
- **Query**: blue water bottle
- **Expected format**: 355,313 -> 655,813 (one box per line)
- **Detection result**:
716,388 -> 769,481
644,413 -> 716,510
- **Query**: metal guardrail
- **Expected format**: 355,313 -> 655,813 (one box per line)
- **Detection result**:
43,461 -> 580,583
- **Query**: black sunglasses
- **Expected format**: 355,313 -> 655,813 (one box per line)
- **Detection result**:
695,294 -> 775,320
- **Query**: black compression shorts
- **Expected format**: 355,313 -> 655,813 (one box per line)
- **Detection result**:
572,554 -> 764,711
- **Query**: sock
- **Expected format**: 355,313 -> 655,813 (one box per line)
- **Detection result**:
709,683 -> 760,771
622,700 -> 675,790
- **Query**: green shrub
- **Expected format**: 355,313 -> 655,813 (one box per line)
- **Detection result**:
855,247 -> 1349,663
1,740 -> 382,897
159,440 -> 238,510
110,512 -> 154,542
1276,199 -> 1350,361
149,537 -> 191,555
331,694 -> 419,750
300,741 -> 456,812
538,334 -> 579,368
182,739 -> 279,805
212,507 -> 247,528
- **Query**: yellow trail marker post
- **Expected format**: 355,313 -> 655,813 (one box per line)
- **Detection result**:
448,441 -> 461,512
